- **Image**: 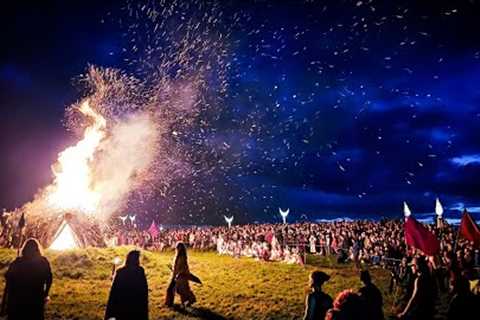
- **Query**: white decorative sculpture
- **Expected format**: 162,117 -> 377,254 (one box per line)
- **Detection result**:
279,208 -> 289,224
224,215 -> 234,228
119,215 -> 128,225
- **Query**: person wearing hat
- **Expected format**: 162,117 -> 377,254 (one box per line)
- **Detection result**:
303,270 -> 333,320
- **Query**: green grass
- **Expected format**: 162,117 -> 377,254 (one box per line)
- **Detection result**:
0,247 -> 396,319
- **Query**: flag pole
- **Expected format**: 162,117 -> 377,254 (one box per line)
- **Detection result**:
453,210 -> 465,254
16,234 -> 23,257
453,226 -> 461,253
16,212 -> 26,257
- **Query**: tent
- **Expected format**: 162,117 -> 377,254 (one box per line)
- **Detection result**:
49,219 -> 82,250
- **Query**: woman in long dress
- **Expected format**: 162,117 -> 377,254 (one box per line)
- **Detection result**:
165,242 -> 197,307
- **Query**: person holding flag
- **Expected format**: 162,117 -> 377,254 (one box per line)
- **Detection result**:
398,202 -> 440,319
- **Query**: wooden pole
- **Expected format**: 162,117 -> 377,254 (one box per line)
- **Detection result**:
453,223 -> 462,255
111,263 -> 116,281
16,231 -> 23,257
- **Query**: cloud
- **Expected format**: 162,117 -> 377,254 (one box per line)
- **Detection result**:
450,154 -> 480,167
449,202 -> 480,213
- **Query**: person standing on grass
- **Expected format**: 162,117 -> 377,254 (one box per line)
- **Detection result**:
397,256 -> 435,320
0,238 -> 52,320
105,250 -> 148,320
303,270 -> 333,320
358,270 -> 384,320
165,242 -> 200,307
447,273 -> 479,320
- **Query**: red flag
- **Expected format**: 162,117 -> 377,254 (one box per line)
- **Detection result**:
148,221 -> 159,239
265,231 -> 273,244
459,209 -> 480,248
404,216 -> 440,256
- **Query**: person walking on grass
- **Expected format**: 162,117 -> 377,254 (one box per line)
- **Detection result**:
0,238 -> 52,320
105,250 -> 148,320
165,242 -> 201,308
303,270 -> 333,320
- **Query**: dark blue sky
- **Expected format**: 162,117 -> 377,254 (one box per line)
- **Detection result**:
1,0 -> 480,225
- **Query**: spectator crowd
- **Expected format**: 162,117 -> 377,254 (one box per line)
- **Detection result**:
1,210 -> 480,319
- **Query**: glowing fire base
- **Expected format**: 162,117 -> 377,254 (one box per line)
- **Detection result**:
49,220 -> 82,250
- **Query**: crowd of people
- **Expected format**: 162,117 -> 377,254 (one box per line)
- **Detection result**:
1,234 -> 479,320
1,239 -> 197,320
303,254 -> 480,320
107,218 -> 480,319
3,210 -> 479,278
303,269 -> 384,320
108,220 -> 480,271
1,212 -> 480,319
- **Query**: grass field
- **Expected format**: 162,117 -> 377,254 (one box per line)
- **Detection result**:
0,247 -> 396,320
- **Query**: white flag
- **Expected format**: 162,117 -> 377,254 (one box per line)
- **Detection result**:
403,201 -> 412,217
435,198 -> 443,216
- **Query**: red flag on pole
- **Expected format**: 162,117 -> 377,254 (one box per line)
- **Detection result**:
404,216 -> 440,256
459,209 -> 480,248
148,221 -> 159,239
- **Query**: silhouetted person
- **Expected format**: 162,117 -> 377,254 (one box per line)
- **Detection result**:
326,289 -> 364,320
165,242 -> 198,307
447,273 -> 479,320
397,256 -> 435,320
0,238 -> 52,320
303,270 -> 333,320
105,250 -> 148,320
358,270 -> 384,320
396,257 -> 414,308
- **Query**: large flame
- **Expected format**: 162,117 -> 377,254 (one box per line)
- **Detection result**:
47,100 -> 106,214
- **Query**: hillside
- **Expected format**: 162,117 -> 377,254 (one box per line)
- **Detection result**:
0,248 -> 396,319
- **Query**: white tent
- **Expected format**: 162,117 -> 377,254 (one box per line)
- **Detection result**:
49,220 -> 82,250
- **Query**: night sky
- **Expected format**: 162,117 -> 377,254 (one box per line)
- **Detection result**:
1,0 -> 480,225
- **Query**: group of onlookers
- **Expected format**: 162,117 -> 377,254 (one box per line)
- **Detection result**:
3,237 -> 479,320
305,255 -> 480,320
1,238 -> 197,320
304,269 -> 384,320
3,211 -> 479,277
108,219 -> 479,269
1,213 -> 480,319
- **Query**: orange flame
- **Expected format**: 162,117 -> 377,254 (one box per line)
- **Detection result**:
47,100 -> 106,214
